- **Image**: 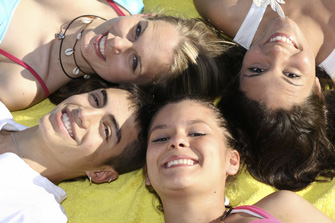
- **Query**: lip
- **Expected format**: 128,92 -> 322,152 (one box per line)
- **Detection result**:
58,108 -> 76,141
94,32 -> 108,61
264,33 -> 298,49
162,155 -> 199,168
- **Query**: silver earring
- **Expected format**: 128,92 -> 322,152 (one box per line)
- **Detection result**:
89,176 -> 92,186
84,74 -> 90,79
108,177 -> 113,183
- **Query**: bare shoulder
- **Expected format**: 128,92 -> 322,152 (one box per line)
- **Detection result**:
0,65 -> 44,111
193,0 -> 254,39
254,191 -> 334,223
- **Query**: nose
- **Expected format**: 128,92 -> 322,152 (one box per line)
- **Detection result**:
168,135 -> 190,150
110,36 -> 132,54
76,107 -> 104,129
263,44 -> 289,60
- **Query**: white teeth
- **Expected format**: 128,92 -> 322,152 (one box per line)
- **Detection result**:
166,159 -> 195,168
61,113 -> 73,138
99,36 -> 106,57
270,36 -> 295,48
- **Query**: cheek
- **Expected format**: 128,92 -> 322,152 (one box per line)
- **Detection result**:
299,54 -> 315,75
81,136 -> 104,153
102,60 -> 130,82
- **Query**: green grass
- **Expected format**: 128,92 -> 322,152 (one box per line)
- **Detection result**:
143,0 -> 199,17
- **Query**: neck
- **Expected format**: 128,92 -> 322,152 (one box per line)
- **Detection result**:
56,15 -> 106,79
161,190 -> 226,223
1,128 -> 82,184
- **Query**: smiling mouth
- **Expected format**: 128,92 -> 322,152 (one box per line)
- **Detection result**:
267,33 -> 298,49
95,32 -> 108,61
61,112 -> 74,139
165,159 -> 198,168
99,36 -> 107,58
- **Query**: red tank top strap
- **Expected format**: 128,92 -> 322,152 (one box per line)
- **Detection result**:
106,0 -> 126,16
0,49 -> 50,97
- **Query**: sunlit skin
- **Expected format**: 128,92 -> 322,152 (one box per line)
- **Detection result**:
81,16 -> 181,84
145,100 -> 239,223
38,88 -> 137,171
239,18 -> 320,109
146,100 -> 238,196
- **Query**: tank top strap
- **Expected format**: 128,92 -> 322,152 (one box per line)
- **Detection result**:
107,0 -> 144,15
0,48 -> 50,97
233,0 -> 286,49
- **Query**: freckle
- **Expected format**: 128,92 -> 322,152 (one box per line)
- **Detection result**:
214,191 -> 217,194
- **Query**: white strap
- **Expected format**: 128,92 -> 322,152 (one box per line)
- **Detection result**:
233,3 -> 267,49
231,209 -> 265,219
233,0 -> 286,49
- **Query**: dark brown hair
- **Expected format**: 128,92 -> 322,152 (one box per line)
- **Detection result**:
218,51 -> 335,190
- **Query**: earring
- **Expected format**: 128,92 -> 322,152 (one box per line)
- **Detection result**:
89,176 -> 92,186
108,177 -> 113,183
83,74 -> 90,79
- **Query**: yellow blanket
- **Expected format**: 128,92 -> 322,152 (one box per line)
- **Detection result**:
11,0 -> 335,221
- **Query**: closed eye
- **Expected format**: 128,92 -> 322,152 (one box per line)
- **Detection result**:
152,137 -> 169,143
189,133 -> 206,137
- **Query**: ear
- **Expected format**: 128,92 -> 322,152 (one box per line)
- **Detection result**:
314,77 -> 322,99
144,165 -> 151,186
86,167 -> 119,184
226,150 -> 240,176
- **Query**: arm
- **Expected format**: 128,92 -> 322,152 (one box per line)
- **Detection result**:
254,190 -> 334,223
193,0 -> 252,39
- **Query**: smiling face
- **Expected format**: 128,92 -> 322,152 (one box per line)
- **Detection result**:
39,88 -> 137,171
81,15 -> 180,85
146,100 -> 239,197
240,18 -> 318,109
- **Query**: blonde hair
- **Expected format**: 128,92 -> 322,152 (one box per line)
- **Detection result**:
147,15 -> 231,83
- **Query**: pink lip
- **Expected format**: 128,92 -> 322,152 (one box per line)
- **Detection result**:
265,32 -> 298,49
162,155 -> 199,168
94,32 -> 108,61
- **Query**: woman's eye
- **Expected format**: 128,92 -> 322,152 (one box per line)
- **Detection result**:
249,67 -> 264,73
104,124 -> 110,141
132,55 -> 138,71
190,133 -> 206,137
152,137 -> 169,143
284,72 -> 299,78
135,23 -> 142,40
